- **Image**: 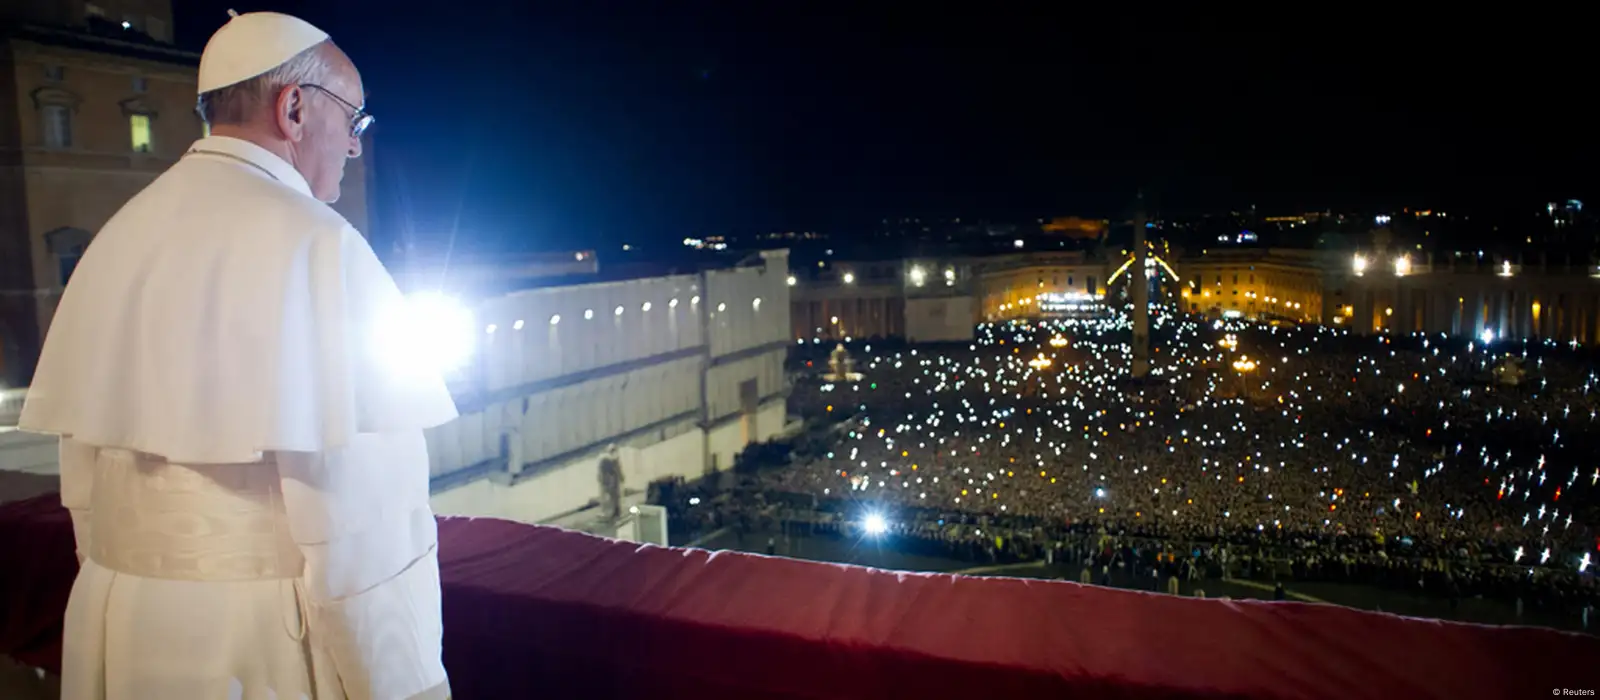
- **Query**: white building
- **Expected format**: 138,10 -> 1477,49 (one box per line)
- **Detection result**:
426,250 -> 793,523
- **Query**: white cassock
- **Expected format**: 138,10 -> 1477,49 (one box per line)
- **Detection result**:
20,135 -> 459,700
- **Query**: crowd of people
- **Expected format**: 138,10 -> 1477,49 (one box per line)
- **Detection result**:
672,306 -> 1600,625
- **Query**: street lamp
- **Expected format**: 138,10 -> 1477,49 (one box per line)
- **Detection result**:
1232,355 -> 1257,399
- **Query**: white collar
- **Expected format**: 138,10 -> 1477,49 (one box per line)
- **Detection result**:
186,135 -> 314,199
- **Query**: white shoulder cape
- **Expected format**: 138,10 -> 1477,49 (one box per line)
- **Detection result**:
20,137 -> 458,462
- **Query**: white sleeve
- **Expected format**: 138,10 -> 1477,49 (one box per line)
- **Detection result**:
276,431 -> 449,700
58,438 -> 97,565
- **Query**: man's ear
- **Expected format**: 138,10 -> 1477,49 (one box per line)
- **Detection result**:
276,84 -> 306,140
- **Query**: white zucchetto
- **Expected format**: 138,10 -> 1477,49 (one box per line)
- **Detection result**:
197,10 -> 330,93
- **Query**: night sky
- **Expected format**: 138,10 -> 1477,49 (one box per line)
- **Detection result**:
172,3 -> 1594,253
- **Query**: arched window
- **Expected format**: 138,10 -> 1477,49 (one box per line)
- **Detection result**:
30,86 -> 82,149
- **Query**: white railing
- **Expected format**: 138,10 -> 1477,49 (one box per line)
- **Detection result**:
0,388 -> 25,427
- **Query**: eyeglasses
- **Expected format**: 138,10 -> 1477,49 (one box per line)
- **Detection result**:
300,83 -> 374,138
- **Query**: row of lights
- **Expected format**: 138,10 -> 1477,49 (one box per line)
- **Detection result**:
790,266 -> 957,288
1358,253 -> 1520,279
481,294 -> 773,333
1354,253 -> 1415,277
1184,288 -> 1303,311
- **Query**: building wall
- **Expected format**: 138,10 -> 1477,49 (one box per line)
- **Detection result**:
0,429 -> 56,473
1,37 -> 199,383
975,262 -> 1105,321
704,398 -> 786,476
471,274 -> 705,395
789,253 -> 1114,340
427,254 -> 793,524
429,425 -> 705,524
0,48 -> 31,384
1180,261 -> 1324,323
905,296 -> 975,342
1334,258 -> 1600,343
1173,249 -> 1600,343
790,288 -> 903,341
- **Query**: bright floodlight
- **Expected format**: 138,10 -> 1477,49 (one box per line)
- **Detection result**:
1352,254 -> 1368,275
1393,255 -> 1411,277
862,512 -> 889,536
1480,328 -> 1495,345
378,291 -> 476,375
909,266 -> 927,287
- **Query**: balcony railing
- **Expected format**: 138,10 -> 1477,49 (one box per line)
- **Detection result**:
1,493 -> 1595,698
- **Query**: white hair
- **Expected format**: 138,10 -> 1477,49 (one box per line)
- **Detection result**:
196,41 -> 332,126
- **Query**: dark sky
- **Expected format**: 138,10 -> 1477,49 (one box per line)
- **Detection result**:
172,3 -> 1594,253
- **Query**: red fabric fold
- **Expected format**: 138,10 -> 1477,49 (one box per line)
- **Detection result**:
3,494 -> 1597,699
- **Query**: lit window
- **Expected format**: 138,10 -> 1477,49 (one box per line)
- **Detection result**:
129,114 -> 152,152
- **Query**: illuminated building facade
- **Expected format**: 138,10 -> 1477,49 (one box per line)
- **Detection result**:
0,0 -> 370,385
786,242 -> 1600,347
788,251 -> 1119,343
972,251 -> 1108,322
1179,245 -> 1600,344
1178,248 -> 1326,323
790,257 -> 910,342
1335,251 -> 1600,343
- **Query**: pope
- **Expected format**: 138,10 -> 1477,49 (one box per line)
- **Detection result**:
19,11 -> 457,700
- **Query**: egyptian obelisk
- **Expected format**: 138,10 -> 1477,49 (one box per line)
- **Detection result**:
1131,193 -> 1150,378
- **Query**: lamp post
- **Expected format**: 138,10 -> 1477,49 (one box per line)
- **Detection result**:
1232,355 -> 1257,399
